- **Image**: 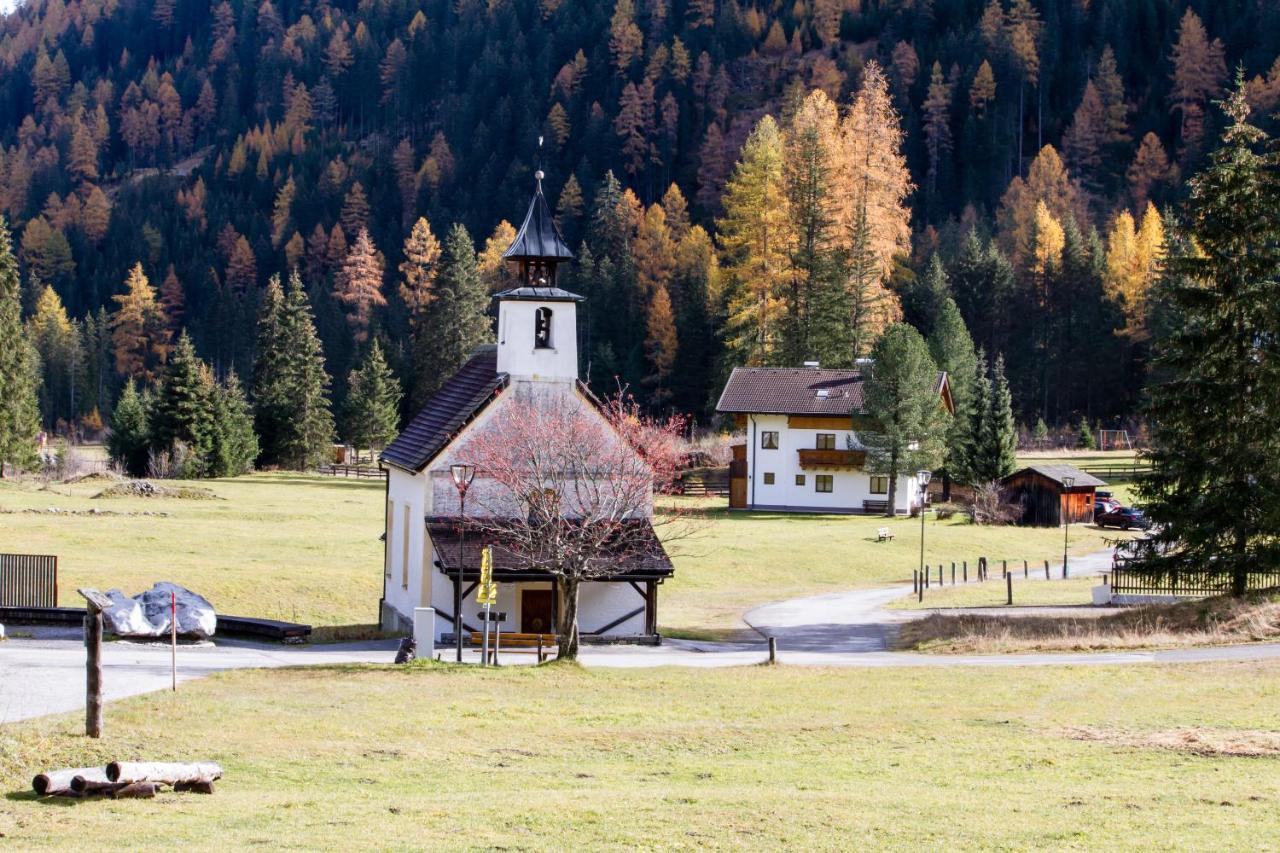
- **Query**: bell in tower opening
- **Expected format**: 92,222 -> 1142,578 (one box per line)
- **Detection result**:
534,306 -> 553,349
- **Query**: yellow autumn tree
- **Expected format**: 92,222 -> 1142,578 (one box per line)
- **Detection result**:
1104,204 -> 1164,339
477,220 -> 519,293
110,262 -> 170,380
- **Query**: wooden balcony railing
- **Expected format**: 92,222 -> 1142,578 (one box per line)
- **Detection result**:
797,449 -> 866,469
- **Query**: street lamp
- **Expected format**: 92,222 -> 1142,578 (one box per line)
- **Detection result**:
450,463 -> 476,662
917,469 -> 933,584
1061,475 -> 1075,579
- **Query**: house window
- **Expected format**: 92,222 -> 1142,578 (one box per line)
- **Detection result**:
816,433 -> 836,450
534,307 -> 553,349
760,431 -> 779,449
401,504 -> 411,590
870,475 -> 889,495
815,475 -> 834,493
384,498 -> 394,578
795,474 -> 806,486
762,472 -> 775,485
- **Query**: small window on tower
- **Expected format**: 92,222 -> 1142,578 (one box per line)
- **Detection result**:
534,307 -> 553,349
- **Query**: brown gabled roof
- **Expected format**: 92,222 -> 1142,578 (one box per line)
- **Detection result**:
716,366 -> 953,417
380,346 -> 507,472
1004,464 -> 1108,489
427,518 -> 674,579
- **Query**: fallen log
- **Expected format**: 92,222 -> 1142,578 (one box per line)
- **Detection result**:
108,781 -> 159,799
106,761 -> 222,785
32,767 -> 108,797
71,776 -> 129,796
174,780 -> 215,794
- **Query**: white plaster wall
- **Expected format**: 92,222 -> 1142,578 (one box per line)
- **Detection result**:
745,414 -> 922,512
384,465 -> 431,623
578,581 -> 647,635
496,298 -> 578,381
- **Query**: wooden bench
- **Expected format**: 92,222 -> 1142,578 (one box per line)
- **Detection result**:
469,632 -> 559,662
876,527 -> 894,542
863,500 -> 889,514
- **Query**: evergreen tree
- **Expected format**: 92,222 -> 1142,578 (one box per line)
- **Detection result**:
1076,415 -> 1096,449
956,350 -> 1017,484
412,224 -> 492,408
1139,83 -> 1280,594
0,218 -> 40,476
278,271 -> 336,471
1032,416 -> 1050,447
28,284 -> 82,429
344,339 -> 401,451
861,324 -> 948,514
107,379 -> 151,477
928,296 -> 978,494
252,275 -> 289,466
209,369 -> 258,477
151,331 -> 217,476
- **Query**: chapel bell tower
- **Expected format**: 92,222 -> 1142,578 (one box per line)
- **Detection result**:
495,169 -> 583,382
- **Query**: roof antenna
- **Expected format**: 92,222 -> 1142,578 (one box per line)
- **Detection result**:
535,136 -> 545,188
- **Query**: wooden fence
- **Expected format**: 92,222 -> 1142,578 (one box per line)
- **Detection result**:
317,464 -> 387,480
0,554 -> 58,607
1111,566 -> 1280,597
1077,463 -> 1152,482
676,468 -> 730,497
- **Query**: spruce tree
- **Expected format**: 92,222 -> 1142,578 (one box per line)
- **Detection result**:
984,354 -> 1018,479
0,217 -> 40,476
1138,80 -> 1280,595
278,271 -> 336,471
151,331 -> 217,476
1076,416 -> 1096,449
345,339 -> 401,451
928,296 -> 978,495
252,275 -> 288,465
107,379 -> 151,477
861,324 -> 948,514
209,369 -> 258,477
412,224 -> 492,407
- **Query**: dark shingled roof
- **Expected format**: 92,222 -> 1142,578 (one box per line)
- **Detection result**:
1005,464 -> 1107,488
494,286 -> 584,302
428,518 -> 674,579
380,346 -> 507,472
502,178 -> 573,261
716,366 -> 951,416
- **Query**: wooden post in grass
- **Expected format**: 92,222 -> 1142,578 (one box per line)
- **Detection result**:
979,557 -> 986,581
951,562 -> 955,585
918,577 -> 923,602
938,565 -> 943,586
1045,560 -> 1050,580
1002,559 -> 1007,578
1024,561 -> 1028,579
77,588 -> 111,739
1006,572 -> 1013,605
767,636 -> 777,664
963,562 -> 968,583
912,570 -> 918,594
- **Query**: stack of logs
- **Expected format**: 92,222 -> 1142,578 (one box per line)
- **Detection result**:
32,761 -> 222,799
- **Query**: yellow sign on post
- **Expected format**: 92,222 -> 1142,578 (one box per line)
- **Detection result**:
477,546 -> 497,606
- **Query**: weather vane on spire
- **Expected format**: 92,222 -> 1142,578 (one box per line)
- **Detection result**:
536,135 -> 545,184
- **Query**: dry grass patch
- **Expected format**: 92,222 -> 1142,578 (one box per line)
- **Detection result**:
899,593 -> 1280,653
1065,726 -> 1280,758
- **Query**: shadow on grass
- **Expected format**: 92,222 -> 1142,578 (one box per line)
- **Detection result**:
660,626 -> 761,643
5,791 -> 78,806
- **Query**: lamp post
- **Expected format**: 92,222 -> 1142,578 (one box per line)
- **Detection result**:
1061,475 -> 1075,579
450,463 -> 475,662
917,469 -> 933,584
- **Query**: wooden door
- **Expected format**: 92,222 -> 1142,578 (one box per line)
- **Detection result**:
521,589 -> 555,633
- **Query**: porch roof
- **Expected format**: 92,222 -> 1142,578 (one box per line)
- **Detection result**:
425,517 -> 674,580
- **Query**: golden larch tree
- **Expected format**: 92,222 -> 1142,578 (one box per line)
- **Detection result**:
110,262 -> 170,380
337,228 -> 386,343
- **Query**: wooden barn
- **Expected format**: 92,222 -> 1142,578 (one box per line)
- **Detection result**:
1001,465 -> 1106,527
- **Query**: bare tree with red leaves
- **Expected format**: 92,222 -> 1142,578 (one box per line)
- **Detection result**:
458,387 -> 693,660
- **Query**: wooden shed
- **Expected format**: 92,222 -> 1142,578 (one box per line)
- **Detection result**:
1000,465 -> 1106,527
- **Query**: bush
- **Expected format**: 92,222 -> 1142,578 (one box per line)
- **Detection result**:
970,481 -> 1021,525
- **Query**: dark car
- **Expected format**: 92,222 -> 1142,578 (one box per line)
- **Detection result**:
1095,496 -> 1121,515
1095,506 -> 1151,530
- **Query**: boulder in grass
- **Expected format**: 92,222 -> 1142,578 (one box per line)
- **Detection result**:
102,589 -> 163,637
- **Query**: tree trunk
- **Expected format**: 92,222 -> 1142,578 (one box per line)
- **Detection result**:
106,761 -> 223,785
558,576 -> 581,660
885,449 -> 899,517
33,767 -> 107,797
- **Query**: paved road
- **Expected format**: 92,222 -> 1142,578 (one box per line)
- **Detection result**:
5,550 -> 1280,724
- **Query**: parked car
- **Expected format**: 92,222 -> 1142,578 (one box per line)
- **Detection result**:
1095,497 -> 1121,515
1095,506 -> 1151,530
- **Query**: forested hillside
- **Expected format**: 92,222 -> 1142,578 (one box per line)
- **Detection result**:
3,0 -> 1279,438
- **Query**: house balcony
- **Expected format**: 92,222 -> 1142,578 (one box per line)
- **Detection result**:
797,449 -> 866,470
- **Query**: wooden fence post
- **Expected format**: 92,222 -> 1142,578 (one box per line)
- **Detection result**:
1002,559 -> 1008,578
77,588 -> 111,739
1006,572 -> 1013,605
963,561 -> 968,583
913,570 -> 918,594
938,565 -> 943,587
768,636 -> 777,664
1045,560 -> 1050,580
1024,561 -> 1029,579
951,562 -> 956,585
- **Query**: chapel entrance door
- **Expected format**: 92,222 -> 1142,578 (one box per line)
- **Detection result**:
521,589 -> 555,634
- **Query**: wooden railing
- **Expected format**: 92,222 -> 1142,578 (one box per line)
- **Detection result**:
1111,566 -> 1280,597
0,554 -> 58,607
317,464 -> 387,479
1077,463 -> 1152,482
797,449 -> 866,469
676,468 -> 730,497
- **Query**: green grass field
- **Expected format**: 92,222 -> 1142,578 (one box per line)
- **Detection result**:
0,474 -> 1136,640
0,473 -> 385,639
2,661 -> 1278,849
888,576 -> 1101,610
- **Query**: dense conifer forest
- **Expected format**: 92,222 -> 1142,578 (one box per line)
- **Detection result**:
3,0 -> 1279,439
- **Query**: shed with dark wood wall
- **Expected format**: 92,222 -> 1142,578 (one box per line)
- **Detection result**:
1001,465 -> 1106,527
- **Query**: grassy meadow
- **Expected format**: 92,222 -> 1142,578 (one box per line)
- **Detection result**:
2,661 -> 1278,849
887,575 -> 1101,611
0,473 -> 386,638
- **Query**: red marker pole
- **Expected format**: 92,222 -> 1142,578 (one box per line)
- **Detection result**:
170,591 -> 177,692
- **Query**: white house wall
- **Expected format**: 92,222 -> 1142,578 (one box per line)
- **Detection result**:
745,414 -> 921,513
382,465 -> 432,630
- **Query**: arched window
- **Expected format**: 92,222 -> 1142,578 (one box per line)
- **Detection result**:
534,307 -> 553,349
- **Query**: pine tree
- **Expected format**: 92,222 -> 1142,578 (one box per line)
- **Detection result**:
960,350 -> 1017,484
1032,416 -> 1049,447
862,324 -> 948,514
278,271 -> 335,470
158,264 -> 185,332
344,339 -> 401,451
110,262 -> 170,381
107,379 -> 151,477
928,296 -> 978,491
1076,415 -> 1095,449
0,218 -> 40,476
717,115 -> 788,368
413,224 -> 492,408
336,227 -> 386,343
28,285 -> 82,428
398,217 -> 441,318
209,369 -> 258,477
1169,9 -> 1227,159
477,221 -> 519,293
1127,133 -> 1175,213
152,331 -> 217,476
1138,81 -> 1280,594
643,284 -> 678,405
922,62 -> 952,202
